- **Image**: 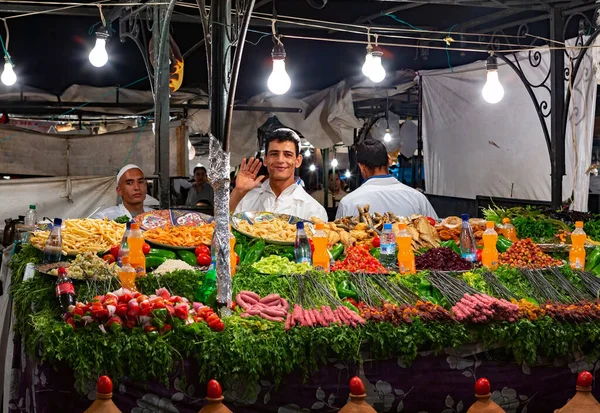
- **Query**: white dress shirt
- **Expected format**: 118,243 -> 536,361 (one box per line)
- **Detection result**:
335,175 -> 438,219
92,204 -> 152,220
235,179 -> 328,222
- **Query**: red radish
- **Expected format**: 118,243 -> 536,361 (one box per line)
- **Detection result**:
349,376 -> 365,395
97,376 -> 113,395
475,378 -> 491,395
207,379 -> 222,399
577,371 -> 593,387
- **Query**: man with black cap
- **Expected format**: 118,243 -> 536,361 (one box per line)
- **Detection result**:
335,139 -> 438,219
92,164 -> 153,220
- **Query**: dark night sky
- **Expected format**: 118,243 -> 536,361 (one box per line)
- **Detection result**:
0,1 -> 562,98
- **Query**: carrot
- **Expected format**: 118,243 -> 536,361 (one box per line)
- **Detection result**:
315,309 -> 328,327
305,308 -> 315,326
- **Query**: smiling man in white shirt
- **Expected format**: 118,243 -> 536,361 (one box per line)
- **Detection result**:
335,138 -> 438,220
229,128 -> 328,222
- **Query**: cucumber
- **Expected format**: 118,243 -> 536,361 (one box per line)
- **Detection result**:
145,255 -> 167,269
148,248 -> 176,259
177,250 -> 198,267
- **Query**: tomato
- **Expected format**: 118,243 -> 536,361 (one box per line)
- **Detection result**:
96,376 -> 113,395
476,249 -> 483,262
309,239 -> 315,254
349,376 -> 365,395
110,245 -> 120,259
195,245 -> 210,257
103,254 -> 116,264
235,252 -> 240,265
427,216 -> 436,226
142,243 -> 151,255
372,236 -> 380,248
207,379 -> 223,399
577,371 -> 593,387
212,321 -> 225,332
474,378 -> 490,395
197,254 -> 211,266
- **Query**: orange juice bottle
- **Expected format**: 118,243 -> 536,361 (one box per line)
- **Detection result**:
312,223 -> 330,272
396,223 -> 415,274
569,221 -> 586,269
482,221 -> 499,270
119,256 -> 137,291
230,232 -> 237,277
502,218 -> 518,242
127,223 -> 146,277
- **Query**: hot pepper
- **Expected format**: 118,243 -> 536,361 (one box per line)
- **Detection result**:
496,236 -> 513,253
336,280 -> 359,302
243,239 -> 266,265
329,243 -> 345,261
343,301 -> 360,314
585,247 -> 600,271
439,240 -> 461,255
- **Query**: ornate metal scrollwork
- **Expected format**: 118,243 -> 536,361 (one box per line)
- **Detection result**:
118,6 -> 155,93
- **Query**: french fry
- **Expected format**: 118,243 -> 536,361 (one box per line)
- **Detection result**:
143,223 -> 214,247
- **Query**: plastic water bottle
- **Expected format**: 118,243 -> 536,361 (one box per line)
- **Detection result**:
117,222 -> 132,266
294,222 -> 312,264
460,214 -> 477,262
24,205 -> 37,228
43,218 -> 63,263
379,223 -> 397,269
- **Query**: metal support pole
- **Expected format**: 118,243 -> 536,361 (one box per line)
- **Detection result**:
550,8 -> 565,209
323,148 -> 329,209
210,0 -> 231,147
348,129 -> 358,191
416,75 -> 424,190
153,1 -> 176,209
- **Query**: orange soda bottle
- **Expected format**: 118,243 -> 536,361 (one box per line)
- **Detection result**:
502,218 -> 518,242
482,221 -> 499,270
396,223 -> 415,274
569,221 -> 586,269
230,232 -> 237,277
118,256 -> 137,291
312,223 -> 330,272
127,223 -> 146,277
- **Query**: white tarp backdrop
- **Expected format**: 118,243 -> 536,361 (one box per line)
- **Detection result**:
421,38 -> 597,211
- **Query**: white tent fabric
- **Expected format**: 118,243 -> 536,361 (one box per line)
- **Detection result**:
421,39 -> 596,211
0,176 -> 117,220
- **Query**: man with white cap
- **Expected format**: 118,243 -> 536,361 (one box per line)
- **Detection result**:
92,164 -> 153,220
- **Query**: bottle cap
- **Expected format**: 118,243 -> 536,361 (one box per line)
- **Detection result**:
398,223 -> 407,230
486,221 -> 494,229
296,221 -> 304,230
29,205 -> 35,210
461,214 -> 469,221
502,218 -> 510,224
130,223 -> 140,230
383,223 -> 392,230
315,223 -> 324,230
58,267 -> 67,276
576,221 -> 584,228
53,218 -> 62,226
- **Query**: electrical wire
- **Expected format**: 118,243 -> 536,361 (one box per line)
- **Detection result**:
446,24 -> 456,73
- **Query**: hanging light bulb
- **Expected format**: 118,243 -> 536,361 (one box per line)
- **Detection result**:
345,169 -> 351,178
267,42 -> 291,95
1,58 -> 16,86
309,164 -> 316,172
383,129 -> 392,142
362,44 -> 374,78
89,28 -> 109,68
482,55 -> 504,104
369,50 -> 386,83
331,158 -> 338,168
304,148 -> 311,157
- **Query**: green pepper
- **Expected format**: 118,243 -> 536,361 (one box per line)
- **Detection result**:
585,247 -> 600,271
234,243 -> 243,263
177,250 -> 198,267
369,248 -> 380,260
343,301 -> 360,314
145,255 -> 167,269
151,308 -> 168,321
148,248 -> 177,259
440,240 -> 460,255
496,236 -> 513,253
243,239 -> 265,265
336,280 -> 359,302
329,243 -> 345,261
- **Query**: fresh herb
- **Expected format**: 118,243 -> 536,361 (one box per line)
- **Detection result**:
136,270 -> 204,302
113,215 -> 131,224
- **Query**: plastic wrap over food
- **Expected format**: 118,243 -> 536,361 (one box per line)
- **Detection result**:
208,135 -> 232,308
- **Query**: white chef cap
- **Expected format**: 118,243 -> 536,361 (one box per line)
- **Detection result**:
116,164 -> 143,185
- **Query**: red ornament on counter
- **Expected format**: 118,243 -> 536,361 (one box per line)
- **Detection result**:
339,376 -> 376,413
466,378 -> 505,413
554,370 -> 600,413
83,376 -> 121,413
200,379 -> 231,413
